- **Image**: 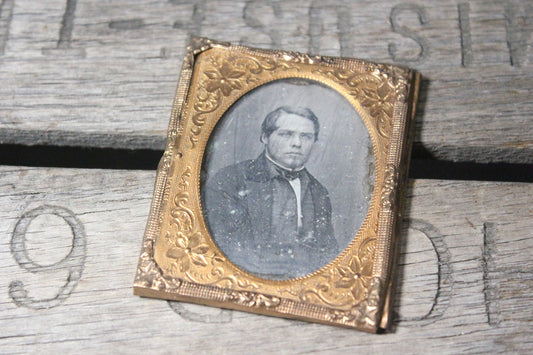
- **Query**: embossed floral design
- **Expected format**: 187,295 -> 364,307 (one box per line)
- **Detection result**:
226,291 -> 281,308
335,255 -> 373,302
326,277 -> 382,328
166,232 -> 209,272
204,62 -> 245,96
359,81 -> 395,119
381,164 -> 398,210
380,65 -> 409,102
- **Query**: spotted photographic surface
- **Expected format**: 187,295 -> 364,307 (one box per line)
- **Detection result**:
201,78 -> 374,279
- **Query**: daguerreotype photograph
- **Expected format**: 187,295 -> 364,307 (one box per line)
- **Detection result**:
134,38 -> 419,332
201,79 -> 373,280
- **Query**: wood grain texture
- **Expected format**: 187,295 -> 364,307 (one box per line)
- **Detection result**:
0,0 -> 532,163
0,167 -> 531,353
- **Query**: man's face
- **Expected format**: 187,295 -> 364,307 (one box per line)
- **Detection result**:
263,112 -> 316,170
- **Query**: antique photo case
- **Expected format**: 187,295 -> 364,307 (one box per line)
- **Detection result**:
134,38 -> 420,332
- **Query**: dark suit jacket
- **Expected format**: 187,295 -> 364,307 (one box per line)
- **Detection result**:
203,152 -> 338,279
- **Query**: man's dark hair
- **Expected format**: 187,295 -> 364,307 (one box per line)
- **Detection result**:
261,106 -> 320,141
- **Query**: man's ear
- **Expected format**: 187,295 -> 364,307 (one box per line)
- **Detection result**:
260,133 -> 267,144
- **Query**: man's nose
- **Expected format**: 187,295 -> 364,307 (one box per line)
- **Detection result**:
290,135 -> 302,147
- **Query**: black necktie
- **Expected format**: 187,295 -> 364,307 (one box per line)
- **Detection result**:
275,166 -> 302,181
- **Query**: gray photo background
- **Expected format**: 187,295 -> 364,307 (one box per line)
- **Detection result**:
201,78 -> 374,252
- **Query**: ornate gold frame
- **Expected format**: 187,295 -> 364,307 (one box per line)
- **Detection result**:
133,38 -> 419,333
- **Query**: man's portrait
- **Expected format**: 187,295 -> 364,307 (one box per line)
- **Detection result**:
201,79 -> 374,279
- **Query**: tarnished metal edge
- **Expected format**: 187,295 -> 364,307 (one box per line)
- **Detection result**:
375,71 -> 421,330
133,38 -> 230,290
134,277 -> 380,333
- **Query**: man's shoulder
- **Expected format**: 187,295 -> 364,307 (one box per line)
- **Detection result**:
207,158 -> 259,190
305,170 -> 329,196
211,153 -> 271,182
213,159 -> 255,179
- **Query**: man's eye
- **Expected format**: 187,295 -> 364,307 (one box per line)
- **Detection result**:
278,131 -> 291,137
301,134 -> 314,141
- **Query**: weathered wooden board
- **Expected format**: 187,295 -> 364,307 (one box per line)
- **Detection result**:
0,167 -> 531,353
0,0 -> 532,163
